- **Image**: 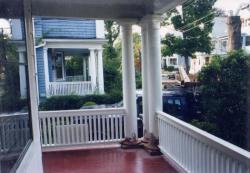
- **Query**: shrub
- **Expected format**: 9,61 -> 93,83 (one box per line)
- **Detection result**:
198,50 -> 250,148
164,66 -> 178,72
191,119 -> 217,134
83,101 -> 96,106
39,93 -> 123,111
39,95 -> 82,111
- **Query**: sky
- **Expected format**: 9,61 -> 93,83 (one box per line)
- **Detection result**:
0,0 -> 249,34
133,0 -> 250,34
214,0 -> 249,14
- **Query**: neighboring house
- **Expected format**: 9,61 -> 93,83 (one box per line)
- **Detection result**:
10,18 -> 106,99
162,7 -> 250,74
162,54 -> 185,69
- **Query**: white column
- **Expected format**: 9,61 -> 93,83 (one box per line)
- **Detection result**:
19,51 -> 27,99
21,0 -> 43,172
141,22 -> 149,132
120,21 -> 138,137
83,57 -> 87,81
242,35 -> 246,48
89,49 -> 97,91
142,15 -> 163,137
43,47 -> 49,97
97,49 -> 104,94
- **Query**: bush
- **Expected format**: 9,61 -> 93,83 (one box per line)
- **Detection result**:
191,119 -> 217,134
198,50 -> 250,148
39,93 -> 123,111
164,66 -> 178,72
39,95 -> 82,111
0,97 -> 28,113
83,101 -> 96,106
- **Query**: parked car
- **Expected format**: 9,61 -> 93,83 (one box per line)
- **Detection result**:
136,88 -> 193,137
80,87 -> 197,138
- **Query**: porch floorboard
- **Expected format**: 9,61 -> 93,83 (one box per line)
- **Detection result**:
42,147 -> 178,173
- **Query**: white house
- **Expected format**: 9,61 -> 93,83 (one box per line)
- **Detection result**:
162,7 -> 250,74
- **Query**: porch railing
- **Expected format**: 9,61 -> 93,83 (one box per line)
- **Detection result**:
48,81 -> 93,96
157,111 -> 250,173
39,108 -> 127,147
65,75 -> 85,82
0,113 -> 30,154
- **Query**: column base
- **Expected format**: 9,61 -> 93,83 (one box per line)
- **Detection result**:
120,131 -> 162,156
120,134 -> 144,149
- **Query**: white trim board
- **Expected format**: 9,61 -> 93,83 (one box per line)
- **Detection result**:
43,39 -> 107,49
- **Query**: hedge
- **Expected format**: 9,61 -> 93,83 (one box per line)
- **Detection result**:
39,92 -> 122,111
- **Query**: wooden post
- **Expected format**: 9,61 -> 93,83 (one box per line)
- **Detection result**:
247,65 -> 250,151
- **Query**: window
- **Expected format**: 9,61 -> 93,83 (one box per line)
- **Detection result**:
65,55 -> 84,81
0,16 -> 32,172
54,52 -> 64,80
221,39 -> 227,51
246,36 -> 250,46
205,57 -> 210,65
169,58 -> 177,65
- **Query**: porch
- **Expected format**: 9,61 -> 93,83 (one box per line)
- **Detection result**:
40,40 -> 106,97
42,148 -> 177,173
38,109 -> 250,173
2,0 -> 249,172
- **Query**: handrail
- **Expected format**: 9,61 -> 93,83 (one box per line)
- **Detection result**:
0,112 -> 28,118
48,81 -> 93,96
39,108 -> 126,118
157,111 -> 250,172
178,66 -> 191,83
39,108 -> 127,147
49,81 -> 92,84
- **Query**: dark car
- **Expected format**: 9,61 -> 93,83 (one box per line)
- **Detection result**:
136,88 -> 192,137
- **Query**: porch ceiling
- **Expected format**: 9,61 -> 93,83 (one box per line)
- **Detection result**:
31,0 -> 186,19
0,0 -> 187,19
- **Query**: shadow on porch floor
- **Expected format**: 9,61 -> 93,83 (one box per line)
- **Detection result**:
42,147 -> 178,173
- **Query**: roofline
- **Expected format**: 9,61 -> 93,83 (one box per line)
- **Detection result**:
43,38 -> 107,44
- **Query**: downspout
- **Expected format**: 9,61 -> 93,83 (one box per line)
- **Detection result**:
32,17 -> 47,103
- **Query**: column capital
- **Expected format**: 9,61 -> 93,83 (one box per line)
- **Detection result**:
117,19 -> 138,27
96,48 -> 104,51
140,15 -> 162,29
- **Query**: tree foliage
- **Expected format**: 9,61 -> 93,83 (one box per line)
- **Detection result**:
103,20 -> 122,94
103,21 -> 120,60
161,0 -> 217,73
65,55 -> 83,76
198,50 -> 249,148
0,33 -> 24,112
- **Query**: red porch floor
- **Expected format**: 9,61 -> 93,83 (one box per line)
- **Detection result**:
43,148 -> 178,173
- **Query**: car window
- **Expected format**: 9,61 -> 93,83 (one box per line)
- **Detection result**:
175,99 -> 181,106
167,99 -> 174,104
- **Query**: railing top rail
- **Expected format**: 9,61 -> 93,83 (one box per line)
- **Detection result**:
157,111 -> 250,164
49,81 -> 92,84
39,108 -> 126,118
0,112 -> 29,118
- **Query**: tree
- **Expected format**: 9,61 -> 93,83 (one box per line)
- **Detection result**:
103,21 -> 120,60
133,33 -> 142,89
198,50 -> 249,149
103,20 -> 122,94
161,0 -> 217,73
0,32 -> 22,112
